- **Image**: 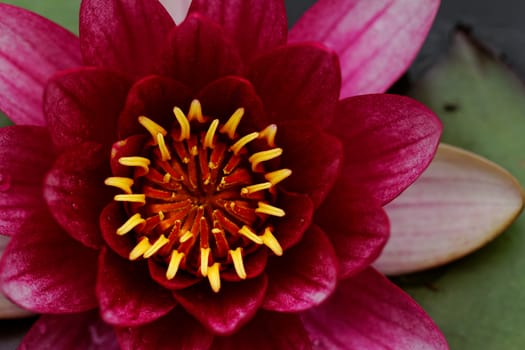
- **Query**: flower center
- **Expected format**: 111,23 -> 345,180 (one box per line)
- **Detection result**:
105,100 -> 291,292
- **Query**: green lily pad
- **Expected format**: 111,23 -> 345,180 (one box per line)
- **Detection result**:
407,28 -> 525,349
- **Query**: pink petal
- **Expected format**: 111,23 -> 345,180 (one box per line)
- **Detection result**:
100,202 -> 135,259
0,210 -> 98,313
189,0 -> 287,62
332,94 -> 442,205
212,311 -> 311,350
159,0 -> 192,24
20,311 -> 119,350
301,268 -> 449,350
248,43 -> 340,128
44,67 -> 132,151
116,308 -> 214,350
315,178 -> 390,279
274,191 -> 314,250
376,144 -> 525,275
44,142 -> 111,249
0,4 -> 81,126
97,248 -> 176,327
263,225 -> 338,312
289,0 -> 439,98
0,126 -> 55,236
79,0 -> 174,78
173,275 -> 268,335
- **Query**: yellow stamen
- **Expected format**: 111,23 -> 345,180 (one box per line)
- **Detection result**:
241,182 -> 272,196
143,235 -> 170,258
261,227 -> 283,256
114,194 -> 146,204
249,148 -> 283,171
104,177 -> 134,194
264,169 -> 292,185
229,132 -> 259,155
166,250 -> 185,280
255,202 -> 286,217
259,124 -> 277,147
238,225 -> 263,244
156,133 -> 171,161
207,262 -> 221,293
118,156 -> 151,173
220,107 -> 245,139
116,213 -> 145,235
179,231 -> 193,243
173,107 -> 191,140
138,116 -> 167,144
229,248 -> 247,279
129,237 -> 151,260
204,119 -> 219,149
200,247 -> 211,277
163,173 -> 171,183
188,99 -> 205,122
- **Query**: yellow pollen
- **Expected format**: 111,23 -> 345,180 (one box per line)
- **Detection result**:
116,213 -> 145,235
229,132 -> 259,155
204,119 -> 219,149
230,248 -> 247,279
259,124 -> 277,147
144,235 -> 170,258
173,107 -> 191,140
104,177 -> 134,194
138,116 -> 167,144
179,231 -> 193,243
200,247 -> 211,277
166,250 -> 185,280
163,173 -> 171,183
156,133 -> 171,161
129,237 -> 151,260
158,211 -> 165,220
220,107 -> 245,139
188,99 -> 205,122
118,156 -> 151,173
238,225 -> 263,244
207,262 -> 221,293
261,227 -> 283,256
264,168 -> 292,185
255,202 -> 286,217
114,194 -> 146,204
249,148 -> 283,171
241,182 -> 272,196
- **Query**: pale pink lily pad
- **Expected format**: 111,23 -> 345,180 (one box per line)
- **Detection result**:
375,143 -> 525,275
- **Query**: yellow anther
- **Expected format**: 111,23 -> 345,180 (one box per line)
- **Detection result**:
207,262 -> 221,293
179,231 -> 193,243
249,148 -> 283,171
114,194 -> 146,204
204,119 -> 219,149
104,177 -> 134,194
230,248 -> 247,279
200,247 -> 211,277
241,182 -> 272,196
264,169 -> 292,185
173,107 -> 191,140
238,225 -> 263,244
143,235 -> 170,258
129,237 -> 151,260
118,156 -> 151,173
166,250 -> 185,280
188,99 -> 205,122
156,133 -> 171,161
220,107 -> 245,139
255,202 -> 286,217
163,173 -> 171,183
138,116 -> 167,144
158,211 -> 165,220
259,124 -> 277,147
229,132 -> 259,155
261,227 -> 283,256
116,213 -> 145,235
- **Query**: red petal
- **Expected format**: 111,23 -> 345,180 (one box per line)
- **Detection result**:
0,210 -> 98,313
315,178 -> 389,279
116,308 -> 214,350
301,268 -> 449,350
0,4 -> 81,126
173,275 -> 268,335
110,135 -> 149,177
332,94 -> 442,205
0,126 -> 55,236
97,248 -> 176,327
189,0 -> 287,62
212,311 -> 311,350
276,121 -> 342,207
275,191 -> 314,250
248,43 -> 340,128
221,248 -> 268,282
100,202 -> 135,259
44,142 -> 110,249
290,0 -> 439,97
44,67 -> 131,151
79,0 -> 174,78
148,259 -> 200,290
263,225 -> 337,312
20,311 -> 119,350
157,14 -> 243,93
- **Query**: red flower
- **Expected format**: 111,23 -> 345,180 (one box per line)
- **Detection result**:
0,0 -> 448,349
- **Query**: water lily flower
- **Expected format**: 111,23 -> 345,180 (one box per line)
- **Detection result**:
0,0 -> 521,349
